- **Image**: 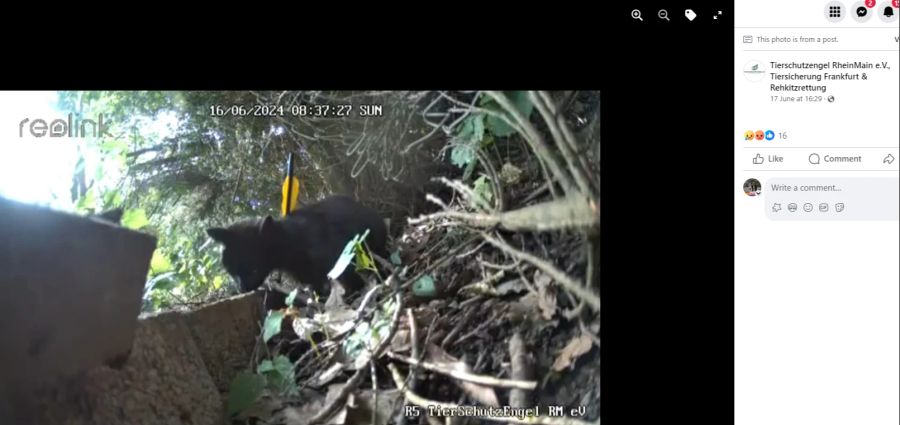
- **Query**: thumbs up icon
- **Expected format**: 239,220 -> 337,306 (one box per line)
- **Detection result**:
752,154 -> 764,164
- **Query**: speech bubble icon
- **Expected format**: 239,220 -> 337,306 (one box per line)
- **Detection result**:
809,153 -> 821,165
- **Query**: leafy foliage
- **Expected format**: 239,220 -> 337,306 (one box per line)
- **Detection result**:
257,355 -> 299,397
263,310 -> 285,343
227,372 -> 266,417
472,174 -> 494,205
450,91 -> 534,180
412,274 -> 436,297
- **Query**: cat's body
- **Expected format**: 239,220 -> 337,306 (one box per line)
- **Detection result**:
207,195 -> 388,296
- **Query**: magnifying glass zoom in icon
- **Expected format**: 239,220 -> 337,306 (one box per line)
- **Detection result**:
632,9 -> 643,21
658,9 -> 670,20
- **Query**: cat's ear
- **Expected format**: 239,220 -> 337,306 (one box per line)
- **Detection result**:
259,216 -> 276,238
206,227 -> 232,244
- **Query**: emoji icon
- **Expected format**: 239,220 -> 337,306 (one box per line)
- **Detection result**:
835,203 -> 845,212
803,203 -> 814,212
744,130 -> 755,141
765,130 -> 775,141
788,203 -> 798,212
755,130 -> 765,140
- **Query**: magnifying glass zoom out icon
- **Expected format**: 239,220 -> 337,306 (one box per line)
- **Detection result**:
632,9 -> 643,21
658,9 -> 670,21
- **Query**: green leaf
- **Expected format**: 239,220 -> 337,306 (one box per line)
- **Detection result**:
121,208 -> 149,230
101,188 -> 123,209
451,143 -> 477,169
472,114 -> 485,142
75,189 -> 96,212
147,271 -> 176,292
485,91 -> 534,137
390,250 -> 402,266
263,310 -> 285,343
257,359 -> 275,373
413,275 -> 436,297
212,275 -> 224,290
354,242 -> 374,271
100,139 -> 128,154
227,372 -> 266,417
473,174 -> 494,204
328,230 -> 369,280
461,154 -> 478,181
285,289 -> 298,306
150,249 -> 173,273
262,355 -> 296,395
451,115 -> 486,169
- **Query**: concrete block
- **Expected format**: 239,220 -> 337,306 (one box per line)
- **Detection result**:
0,197 -> 156,420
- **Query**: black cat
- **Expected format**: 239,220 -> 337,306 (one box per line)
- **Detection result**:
206,195 -> 388,297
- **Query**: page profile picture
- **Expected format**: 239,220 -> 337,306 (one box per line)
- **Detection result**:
743,60 -> 766,82
743,178 -> 762,197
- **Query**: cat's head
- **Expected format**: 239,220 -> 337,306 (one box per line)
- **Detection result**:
206,216 -> 278,292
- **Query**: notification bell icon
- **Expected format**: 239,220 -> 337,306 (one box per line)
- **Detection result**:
886,7 -> 895,17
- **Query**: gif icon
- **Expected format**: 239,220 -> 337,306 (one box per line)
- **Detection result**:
404,405 -> 421,417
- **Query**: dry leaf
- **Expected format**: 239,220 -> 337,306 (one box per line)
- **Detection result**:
325,284 -> 347,308
533,270 -> 556,320
293,308 -> 357,341
315,362 -> 346,388
551,332 -> 594,371
425,343 -> 500,407
390,329 -> 411,353
496,279 -> 527,295
345,389 -> 402,425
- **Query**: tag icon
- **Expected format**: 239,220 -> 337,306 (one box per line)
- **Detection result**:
685,9 -> 697,21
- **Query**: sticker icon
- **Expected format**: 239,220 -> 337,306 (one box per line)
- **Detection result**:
835,203 -> 845,212
755,130 -> 765,141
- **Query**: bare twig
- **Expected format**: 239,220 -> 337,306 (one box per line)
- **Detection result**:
475,148 -> 504,212
371,359 -> 378,425
386,351 -> 536,390
541,91 -> 600,197
458,269 -> 506,296
401,235 -> 481,290
480,259 -> 523,272
388,364 -> 597,425
530,92 -> 591,196
485,91 -> 576,196
456,240 -> 487,259
522,181 -> 551,204
440,312 -> 472,350
309,293 -> 404,425
409,195 -> 598,233
308,368 -> 366,425
407,308 -> 420,389
508,333 -> 533,408
480,232 -> 600,312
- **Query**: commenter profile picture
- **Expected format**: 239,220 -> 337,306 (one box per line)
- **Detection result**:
743,178 -> 762,196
